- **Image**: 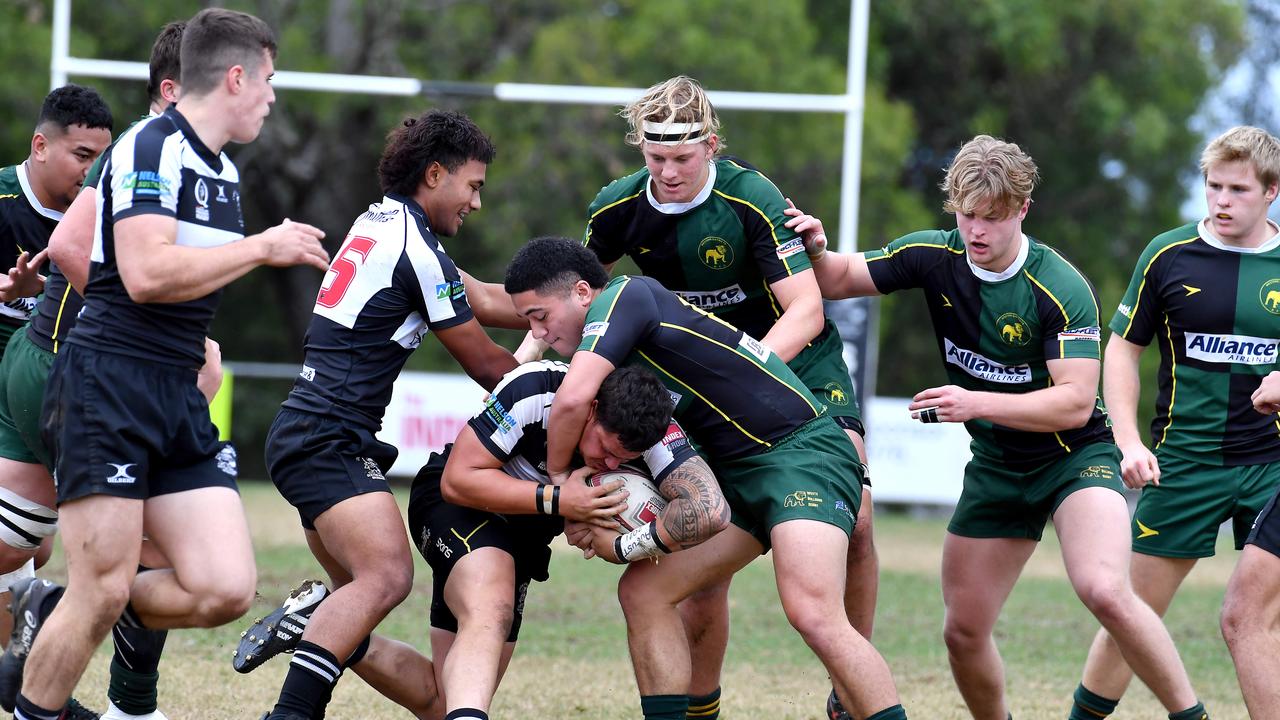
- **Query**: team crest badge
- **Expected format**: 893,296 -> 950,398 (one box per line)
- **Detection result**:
824,382 -> 850,405
996,312 -> 1031,346
698,237 -> 733,270
1260,279 -> 1280,315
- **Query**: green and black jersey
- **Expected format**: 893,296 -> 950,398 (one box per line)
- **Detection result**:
577,275 -> 824,460
1111,220 -> 1280,466
583,157 -> 816,343
866,229 -> 1112,470
0,163 -> 59,333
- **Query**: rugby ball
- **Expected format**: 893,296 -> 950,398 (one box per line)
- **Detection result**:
585,466 -> 668,532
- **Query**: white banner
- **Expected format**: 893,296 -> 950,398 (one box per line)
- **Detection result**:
865,396 -> 970,506
378,371 -> 487,476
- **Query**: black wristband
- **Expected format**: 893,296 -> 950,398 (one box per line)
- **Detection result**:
614,535 -> 625,562
550,485 -> 560,516
535,484 -> 546,514
649,522 -> 672,554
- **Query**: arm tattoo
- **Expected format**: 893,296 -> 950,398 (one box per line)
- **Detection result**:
658,456 -> 730,550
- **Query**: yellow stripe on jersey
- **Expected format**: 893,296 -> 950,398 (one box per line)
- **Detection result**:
657,321 -> 821,416
1043,376 -> 1073,452
585,277 -> 632,353
1122,238 -> 1198,338
1022,270 -> 1071,357
584,190 -> 645,246
865,241 -> 965,264
0,194 -> 17,200
761,277 -> 782,320
637,348 -> 771,450
712,188 -> 794,276
1156,313 -> 1179,449
50,286 -> 74,354
450,520 -> 490,553
674,292 -> 740,332
1042,245 -> 1101,327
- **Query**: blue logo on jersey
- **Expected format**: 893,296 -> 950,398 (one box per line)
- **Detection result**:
484,397 -> 517,433
435,281 -> 465,301
120,171 -> 170,196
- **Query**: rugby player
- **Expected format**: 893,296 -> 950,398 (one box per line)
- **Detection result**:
13,9 -> 330,720
256,108 -> 518,720
796,135 -> 1208,720
1071,126 -> 1280,718
505,237 -> 907,720
582,75 -> 877,720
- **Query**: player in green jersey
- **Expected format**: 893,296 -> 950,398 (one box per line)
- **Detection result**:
1071,126 -> 1280,719
1222,369 -> 1280,717
798,135 -> 1208,720
583,75 -> 877,720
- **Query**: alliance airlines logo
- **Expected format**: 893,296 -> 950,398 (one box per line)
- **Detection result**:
1185,333 -> 1278,365
944,339 -> 1032,384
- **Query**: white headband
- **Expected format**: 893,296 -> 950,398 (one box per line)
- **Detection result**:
642,120 -> 710,146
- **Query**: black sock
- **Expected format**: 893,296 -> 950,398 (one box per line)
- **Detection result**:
1070,684 -> 1119,719
344,634 -> 371,668
641,694 -> 688,720
866,705 -> 908,720
687,686 -> 721,720
445,710 -> 489,720
14,693 -> 61,720
269,640 -> 342,719
1169,702 -> 1207,720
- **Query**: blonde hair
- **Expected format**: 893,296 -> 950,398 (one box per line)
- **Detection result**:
622,75 -> 723,152
941,135 -> 1039,217
1200,126 -> 1280,189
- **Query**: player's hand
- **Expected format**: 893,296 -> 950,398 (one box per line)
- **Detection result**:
1117,439 -> 1160,489
1252,371 -> 1280,415
909,385 -> 979,424
258,219 -> 329,271
513,330 -> 550,364
197,336 -> 224,405
0,248 -> 49,302
783,198 -> 828,258
563,520 -> 597,559
557,466 -> 627,529
586,527 -> 625,564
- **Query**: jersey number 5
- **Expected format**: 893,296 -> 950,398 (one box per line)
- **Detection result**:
317,235 -> 377,308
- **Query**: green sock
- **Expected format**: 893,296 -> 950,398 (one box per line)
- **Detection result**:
641,694 -> 689,720
1070,684 -> 1119,719
866,705 -> 907,720
106,658 -> 160,715
686,687 -> 720,720
1169,702 -> 1207,720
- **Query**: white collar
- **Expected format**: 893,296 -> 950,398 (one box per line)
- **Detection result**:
966,233 -> 1029,282
16,162 -> 63,222
1196,218 -> 1280,254
646,162 -> 716,215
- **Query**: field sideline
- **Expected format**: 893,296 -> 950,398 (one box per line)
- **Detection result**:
39,482 -> 1247,719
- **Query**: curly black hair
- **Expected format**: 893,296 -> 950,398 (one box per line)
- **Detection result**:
38,84 -> 112,134
595,366 -> 674,452
378,109 -> 496,196
503,236 -> 609,295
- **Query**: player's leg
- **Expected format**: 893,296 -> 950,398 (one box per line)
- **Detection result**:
0,460 -> 57,648
678,577 -> 730,717
940,532 -> 1035,720
1053,487 -> 1201,714
843,428 -> 878,639
1221,544 -> 1280,719
16,495 -> 143,714
770,519 -> 901,718
437,547 -> 517,713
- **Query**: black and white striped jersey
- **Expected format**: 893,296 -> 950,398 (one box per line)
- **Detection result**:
469,360 -> 697,484
70,106 -> 243,368
281,194 -> 474,430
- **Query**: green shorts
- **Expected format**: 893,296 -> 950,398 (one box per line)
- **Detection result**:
711,416 -> 862,552
0,328 -> 54,467
789,320 -> 864,436
949,441 -> 1124,540
1132,453 -> 1280,558
0,322 -> 18,358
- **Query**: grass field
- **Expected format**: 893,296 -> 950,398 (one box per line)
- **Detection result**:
41,482 -> 1248,719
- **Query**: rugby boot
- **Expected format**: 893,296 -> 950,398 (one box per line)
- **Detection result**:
0,577 -> 65,711
64,697 -> 102,720
101,699 -> 167,720
232,580 -> 328,673
826,688 -> 852,720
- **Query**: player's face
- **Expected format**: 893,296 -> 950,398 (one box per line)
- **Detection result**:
231,51 -> 276,144
424,159 -> 487,237
32,124 -> 111,211
1205,160 -> 1278,246
641,136 -> 716,204
578,416 -> 641,471
955,197 -> 1029,273
510,281 -> 592,357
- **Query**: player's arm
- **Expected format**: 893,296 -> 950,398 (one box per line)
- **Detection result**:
48,183 -> 96,294
909,357 -> 1100,433
113,214 -> 329,303
433,318 -> 518,392
1253,371 -> 1280,415
441,425 -> 626,521
759,270 -> 824,362
546,351 -> 615,480
1104,333 -> 1160,487
459,269 -> 528,330
651,455 -> 729,552
783,201 -> 879,299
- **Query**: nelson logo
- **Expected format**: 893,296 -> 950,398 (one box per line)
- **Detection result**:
944,338 -> 1032,384
1260,279 -> 1280,315
698,237 -> 733,270
996,312 -> 1031,346
1185,333 -> 1278,365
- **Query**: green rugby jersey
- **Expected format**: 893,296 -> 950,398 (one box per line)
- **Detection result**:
1111,220 -> 1280,466
866,230 -> 1112,470
0,163 -> 59,329
577,275 -> 824,460
583,157 -> 816,343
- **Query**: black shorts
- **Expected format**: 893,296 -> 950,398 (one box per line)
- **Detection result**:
42,344 -> 237,505
407,449 -> 562,642
1246,486 -> 1280,558
266,407 -> 398,530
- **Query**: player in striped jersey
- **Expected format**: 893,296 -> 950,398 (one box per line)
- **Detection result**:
800,136 -> 1207,719
505,237 -> 907,720
1073,127 -> 1280,719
